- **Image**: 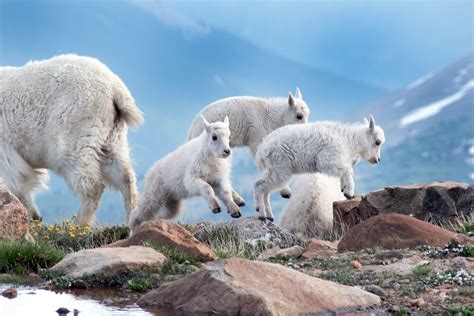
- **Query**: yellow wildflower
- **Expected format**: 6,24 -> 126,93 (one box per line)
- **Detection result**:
69,233 -> 76,238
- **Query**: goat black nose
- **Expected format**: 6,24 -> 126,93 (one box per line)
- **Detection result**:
377,158 -> 381,162
224,149 -> 230,155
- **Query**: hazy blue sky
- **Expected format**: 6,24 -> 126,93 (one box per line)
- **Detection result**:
150,0 -> 473,89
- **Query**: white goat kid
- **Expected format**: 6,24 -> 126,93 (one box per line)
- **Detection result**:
129,116 -> 241,234
254,116 -> 385,221
187,88 -> 310,202
280,173 -> 344,238
0,54 -> 143,225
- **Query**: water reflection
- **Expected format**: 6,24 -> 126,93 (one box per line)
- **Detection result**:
0,285 -> 181,316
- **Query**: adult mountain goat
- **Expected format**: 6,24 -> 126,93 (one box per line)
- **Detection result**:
187,88 -> 310,202
129,116 -> 242,234
0,54 -> 144,225
254,116 -> 385,221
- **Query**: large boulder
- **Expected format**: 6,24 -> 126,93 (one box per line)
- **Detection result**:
338,213 -> 472,252
51,246 -> 166,278
138,258 -> 380,315
0,179 -> 33,242
194,217 -> 300,249
334,182 -> 473,229
106,220 -> 216,262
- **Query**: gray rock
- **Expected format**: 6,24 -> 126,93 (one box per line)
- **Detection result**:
51,246 -> 167,278
365,284 -> 387,298
194,217 -> 300,248
1,287 -> 17,299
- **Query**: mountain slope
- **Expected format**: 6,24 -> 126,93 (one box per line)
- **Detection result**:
353,54 -> 474,192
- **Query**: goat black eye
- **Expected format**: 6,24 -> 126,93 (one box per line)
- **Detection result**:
296,114 -> 303,120
212,135 -> 218,141
375,140 -> 381,146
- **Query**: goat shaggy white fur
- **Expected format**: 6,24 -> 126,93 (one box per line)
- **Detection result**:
129,116 -> 242,234
254,116 -> 385,221
187,88 -> 310,200
280,173 -> 343,238
0,54 -> 144,225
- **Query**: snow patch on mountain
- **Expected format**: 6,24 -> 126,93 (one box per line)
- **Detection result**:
400,80 -> 474,127
407,72 -> 433,89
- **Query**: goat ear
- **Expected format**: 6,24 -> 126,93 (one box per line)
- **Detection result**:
295,87 -> 302,99
288,92 -> 295,108
201,115 -> 211,133
369,115 -> 376,132
223,116 -> 229,126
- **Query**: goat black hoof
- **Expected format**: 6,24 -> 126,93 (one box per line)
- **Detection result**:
344,193 -> 354,200
280,193 -> 291,199
258,216 -> 266,221
237,201 -> 246,207
266,217 -> 274,222
231,212 -> 241,218
212,207 -> 221,214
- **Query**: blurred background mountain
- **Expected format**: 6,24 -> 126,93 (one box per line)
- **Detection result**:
1,0 -> 472,224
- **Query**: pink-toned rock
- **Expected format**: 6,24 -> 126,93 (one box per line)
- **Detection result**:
338,213 -> 472,252
0,179 -> 33,242
302,239 -> 337,259
107,220 -> 216,262
138,258 -> 381,315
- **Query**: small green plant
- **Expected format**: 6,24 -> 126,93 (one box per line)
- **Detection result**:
365,247 -> 377,255
412,263 -> 431,277
396,306 -> 409,315
52,275 -> 75,289
0,240 -> 65,274
126,276 -> 154,292
428,268 -> 473,286
442,305 -> 474,315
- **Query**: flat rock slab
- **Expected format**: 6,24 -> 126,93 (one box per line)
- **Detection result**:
51,246 -> 166,278
107,220 -> 216,262
338,213 -> 471,252
257,245 -> 304,260
0,179 -> 32,241
364,257 -> 431,276
302,239 -> 338,259
138,258 -> 380,315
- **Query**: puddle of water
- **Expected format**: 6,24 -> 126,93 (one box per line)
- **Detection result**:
0,284 -> 182,316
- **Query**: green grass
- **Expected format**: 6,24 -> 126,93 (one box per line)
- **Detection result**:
0,273 -> 42,285
143,241 -> 201,267
30,217 -> 129,253
442,306 -> 474,315
196,225 -> 268,260
412,263 -> 431,277
0,240 -> 65,274
126,276 -> 154,292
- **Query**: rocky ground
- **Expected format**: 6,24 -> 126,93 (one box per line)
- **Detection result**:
0,181 -> 473,315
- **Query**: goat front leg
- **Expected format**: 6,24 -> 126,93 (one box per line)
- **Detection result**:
340,168 -> 355,199
214,182 -> 242,218
191,178 -> 222,214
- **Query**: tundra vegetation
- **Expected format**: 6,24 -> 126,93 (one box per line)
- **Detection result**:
0,214 -> 472,314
